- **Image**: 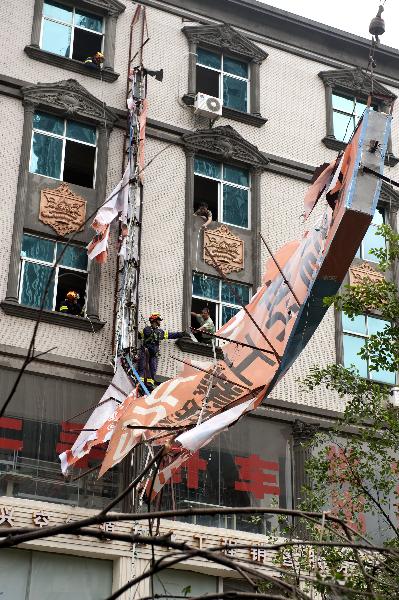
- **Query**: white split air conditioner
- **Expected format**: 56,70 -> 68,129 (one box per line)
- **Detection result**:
194,93 -> 222,118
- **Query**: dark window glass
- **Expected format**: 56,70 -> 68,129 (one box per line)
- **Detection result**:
56,243 -> 88,270
224,55 -> 247,78
21,235 -> 55,262
197,48 -> 221,69
223,185 -> 249,228
223,164 -> 249,186
20,262 -> 55,310
221,281 -> 250,305
66,120 -> 96,145
30,133 -> 63,179
223,75 -> 247,112
33,111 -> 64,135
63,139 -> 96,187
192,273 -> 219,301
196,65 -> 220,98
160,416 -> 292,534
356,207 -> 385,262
342,313 -> 395,384
194,156 -> 221,179
75,10 -> 103,33
72,28 -> 102,62
20,235 -> 88,314
0,370 -> 121,509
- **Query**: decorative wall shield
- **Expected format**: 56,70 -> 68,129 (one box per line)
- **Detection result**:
203,224 -> 244,275
349,261 -> 384,286
39,183 -> 86,236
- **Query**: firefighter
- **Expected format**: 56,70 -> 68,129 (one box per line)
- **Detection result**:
59,291 -> 83,316
137,313 -> 184,389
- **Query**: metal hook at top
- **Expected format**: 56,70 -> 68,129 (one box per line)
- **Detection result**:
369,4 -> 385,42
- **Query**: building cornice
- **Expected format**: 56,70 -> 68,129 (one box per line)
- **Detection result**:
141,0 -> 399,84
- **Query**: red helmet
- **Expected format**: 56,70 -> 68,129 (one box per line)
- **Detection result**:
149,312 -> 162,322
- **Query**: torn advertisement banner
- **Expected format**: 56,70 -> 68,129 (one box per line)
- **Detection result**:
62,108 -> 391,496
60,358 -> 135,473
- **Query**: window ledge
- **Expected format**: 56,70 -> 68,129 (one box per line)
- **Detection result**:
322,136 -> 399,167
176,337 -> 224,359
24,46 -> 120,83
1,300 -> 105,332
182,94 -> 267,128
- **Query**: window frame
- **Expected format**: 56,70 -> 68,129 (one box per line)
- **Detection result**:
192,272 -> 251,331
341,313 -> 397,385
318,68 -> 398,166
25,0 -> 125,83
18,234 -> 89,314
2,79 -> 117,332
182,24 -> 268,128
29,111 -> 98,188
355,205 -> 385,263
194,156 -> 251,230
196,48 -> 250,114
40,2 -> 104,62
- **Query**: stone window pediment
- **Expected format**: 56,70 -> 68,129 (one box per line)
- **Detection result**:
319,67 -> 396,101
319,67 -> 398,166
182,23 -> 268,64
182,125 -> 269,170
182,24 -> 267,127
22,79 -> 117,128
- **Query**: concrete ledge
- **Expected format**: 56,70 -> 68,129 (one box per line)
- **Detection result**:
1,300 -> 105,333
24,46 -> 120,83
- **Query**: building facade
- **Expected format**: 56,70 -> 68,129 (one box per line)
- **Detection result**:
0,0 -> 399,597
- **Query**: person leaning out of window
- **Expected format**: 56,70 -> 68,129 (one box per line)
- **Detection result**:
191,307 -> 216,344
194,203 -> 213,229
59,290 -> 83,316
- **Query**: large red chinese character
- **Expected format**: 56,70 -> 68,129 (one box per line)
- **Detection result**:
0,417 -> 23,451
234,454 -> 280,499
171,451 -> 207,489
56,422 -> 106,469
328,446 -> 366,534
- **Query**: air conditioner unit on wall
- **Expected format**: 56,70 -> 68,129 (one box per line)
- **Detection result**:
194,93 -> 222,118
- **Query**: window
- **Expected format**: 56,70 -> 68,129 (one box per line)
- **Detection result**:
0,549 -> 113,598
192,272 -> 250,332
40,1 -> 103,63
356,207 -> 385,262
194,156 -> 250,229
19,234 -> 88,314
196,48 -> 249,113
342,313 -> 395,384
332,93 -> 375,142
160,415 -> 292,534
30,111 -> 97,188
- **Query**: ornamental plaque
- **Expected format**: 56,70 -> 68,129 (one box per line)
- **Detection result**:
203,224 -> 244,275
349,261 -> 384,286
39,183 -> 86,236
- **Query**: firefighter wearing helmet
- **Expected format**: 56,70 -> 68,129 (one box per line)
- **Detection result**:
137,313 -> 184,390
59,290 -> 83,316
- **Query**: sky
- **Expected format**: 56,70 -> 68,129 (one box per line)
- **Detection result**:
257,1 -> 399,51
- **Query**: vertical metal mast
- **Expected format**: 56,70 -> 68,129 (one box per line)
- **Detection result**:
114,6 -> 147,367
